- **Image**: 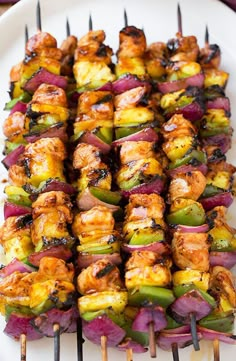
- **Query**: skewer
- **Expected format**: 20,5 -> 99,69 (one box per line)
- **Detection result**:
213,339 -> 220,361
171,343 -> 180,361
66,17 -> 71,37
53,323 -> 60,361
126,348 -> 133,361
124,9 -> 128,28
177,3 -> 182,35
36,0 -> 42,32
149,321 -> 157,358
101,335 -> 108,361
89,13 -> 93,31
20,334 -> 27,361
190,313 -> 200,351
77,317 -> 84,361
205,24 -> 209,46
25,25 -> 29,44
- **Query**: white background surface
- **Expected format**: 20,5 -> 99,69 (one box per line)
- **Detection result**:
0,0 -> 236,360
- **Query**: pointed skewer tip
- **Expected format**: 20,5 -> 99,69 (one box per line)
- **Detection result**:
36,0 -> 42,32
89,13 -> 93,31
66,17 -> 71,37
177,2 -> 182,35
205,24 -> 209,45
124,8 -> 128,27
25,24 -> 29,44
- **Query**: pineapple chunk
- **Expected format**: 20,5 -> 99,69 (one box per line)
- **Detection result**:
162,135 -> 193,162
4,235 -> 34,264
206,171 -> 231,190
115,57 -> 146,77
114,107 -> 154,127
30,103 -> 69,123
167,61 -> 201,81
73,61 -> 115,90
204,69 -> 229,88
172,270 -> 210,291
160,90 -> 184,109
78,291 -> 128,314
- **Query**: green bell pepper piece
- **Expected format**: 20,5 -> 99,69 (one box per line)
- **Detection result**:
168,149 -> 207,169
4,92 -> 31,110
89,186 -> 121,205
129,228 -> 165,245
128,286 -> 175,308
199,311 -> 234,333
167,203 -> 206,226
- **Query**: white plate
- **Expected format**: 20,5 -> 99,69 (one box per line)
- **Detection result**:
0,0 -> 236,360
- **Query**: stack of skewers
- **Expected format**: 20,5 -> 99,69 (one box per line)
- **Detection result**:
0,3 -> 236,361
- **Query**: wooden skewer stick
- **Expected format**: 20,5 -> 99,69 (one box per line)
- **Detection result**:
190,312 -> 200,351
101,335 -> 108,361
89,13 -> 93,31
20,333 -> 27,361
126,348 -> 133,361
177,3 -> 182,36
172,342 -> 180,361
149,321 -> 156,358
53,323 -> 60,361
124,9 -> 128,27
36,0 -> 42,32
213,338 -> 220,361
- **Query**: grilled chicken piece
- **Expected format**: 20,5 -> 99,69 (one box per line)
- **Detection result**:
114,86 -> 148,110
117,26 -> 147,58
73,143 -> 112,191
203,145 -> 226,163
199,43 -> 221,69
125,193 -> 165,222
168,171 -> 206,202
31,191 -> 73,250
167,32 -> 199,62
172,231 -> 211,271
125,250 -> 172,270
25,32 -> 61,57
209,266 -> 236,308
30,83 -> 68,108
125,264 -> 171,289
144,41 -> 168,79
76,91 -> 114,122
119,141 -> 156,165
3,112 -> 26,139
34,257 -> 74,283
9,137 -> 66,187
0,215 -> 34,263
72,205 -> 114,235
77,259 -> 124,295
10,61 -> 22,82
75,30 -> 113,64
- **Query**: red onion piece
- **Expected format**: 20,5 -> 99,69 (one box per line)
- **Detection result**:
210,251 -> 236,269
77,253 -> 122,269
9,101 -> 27,115
79,132 -> 111,154
206,97 -> 231,113
121,177 -> 165,198
132,306 -> 167,333
32,307 -> 78,336
157,73 -> 205,94
157,331 -> 201,351
112,128 -> 158,146
4,201 -> 31,219
162,325 -> 191,334
24,124 -> 68,143
112,74 -> 151,94
2,144 -> 25,169
97,82 -> 113,91
28,245 -> 72,267
200,191 -> 234,211
170,290 -> 213,324
202,133 -> 232,154
77,188 -> 120,212
122,241 -> 170,254
117,338 -> 148,353
167,164 -> 208,177
165,100 -> 205,122
4,313 -> 43,341
23,68 -> 68,93
176,224 -> 209,233
39,179 -> 77,195
197,326 -> 236,344
82,315 -> 126,347
0,258 -> 35,278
